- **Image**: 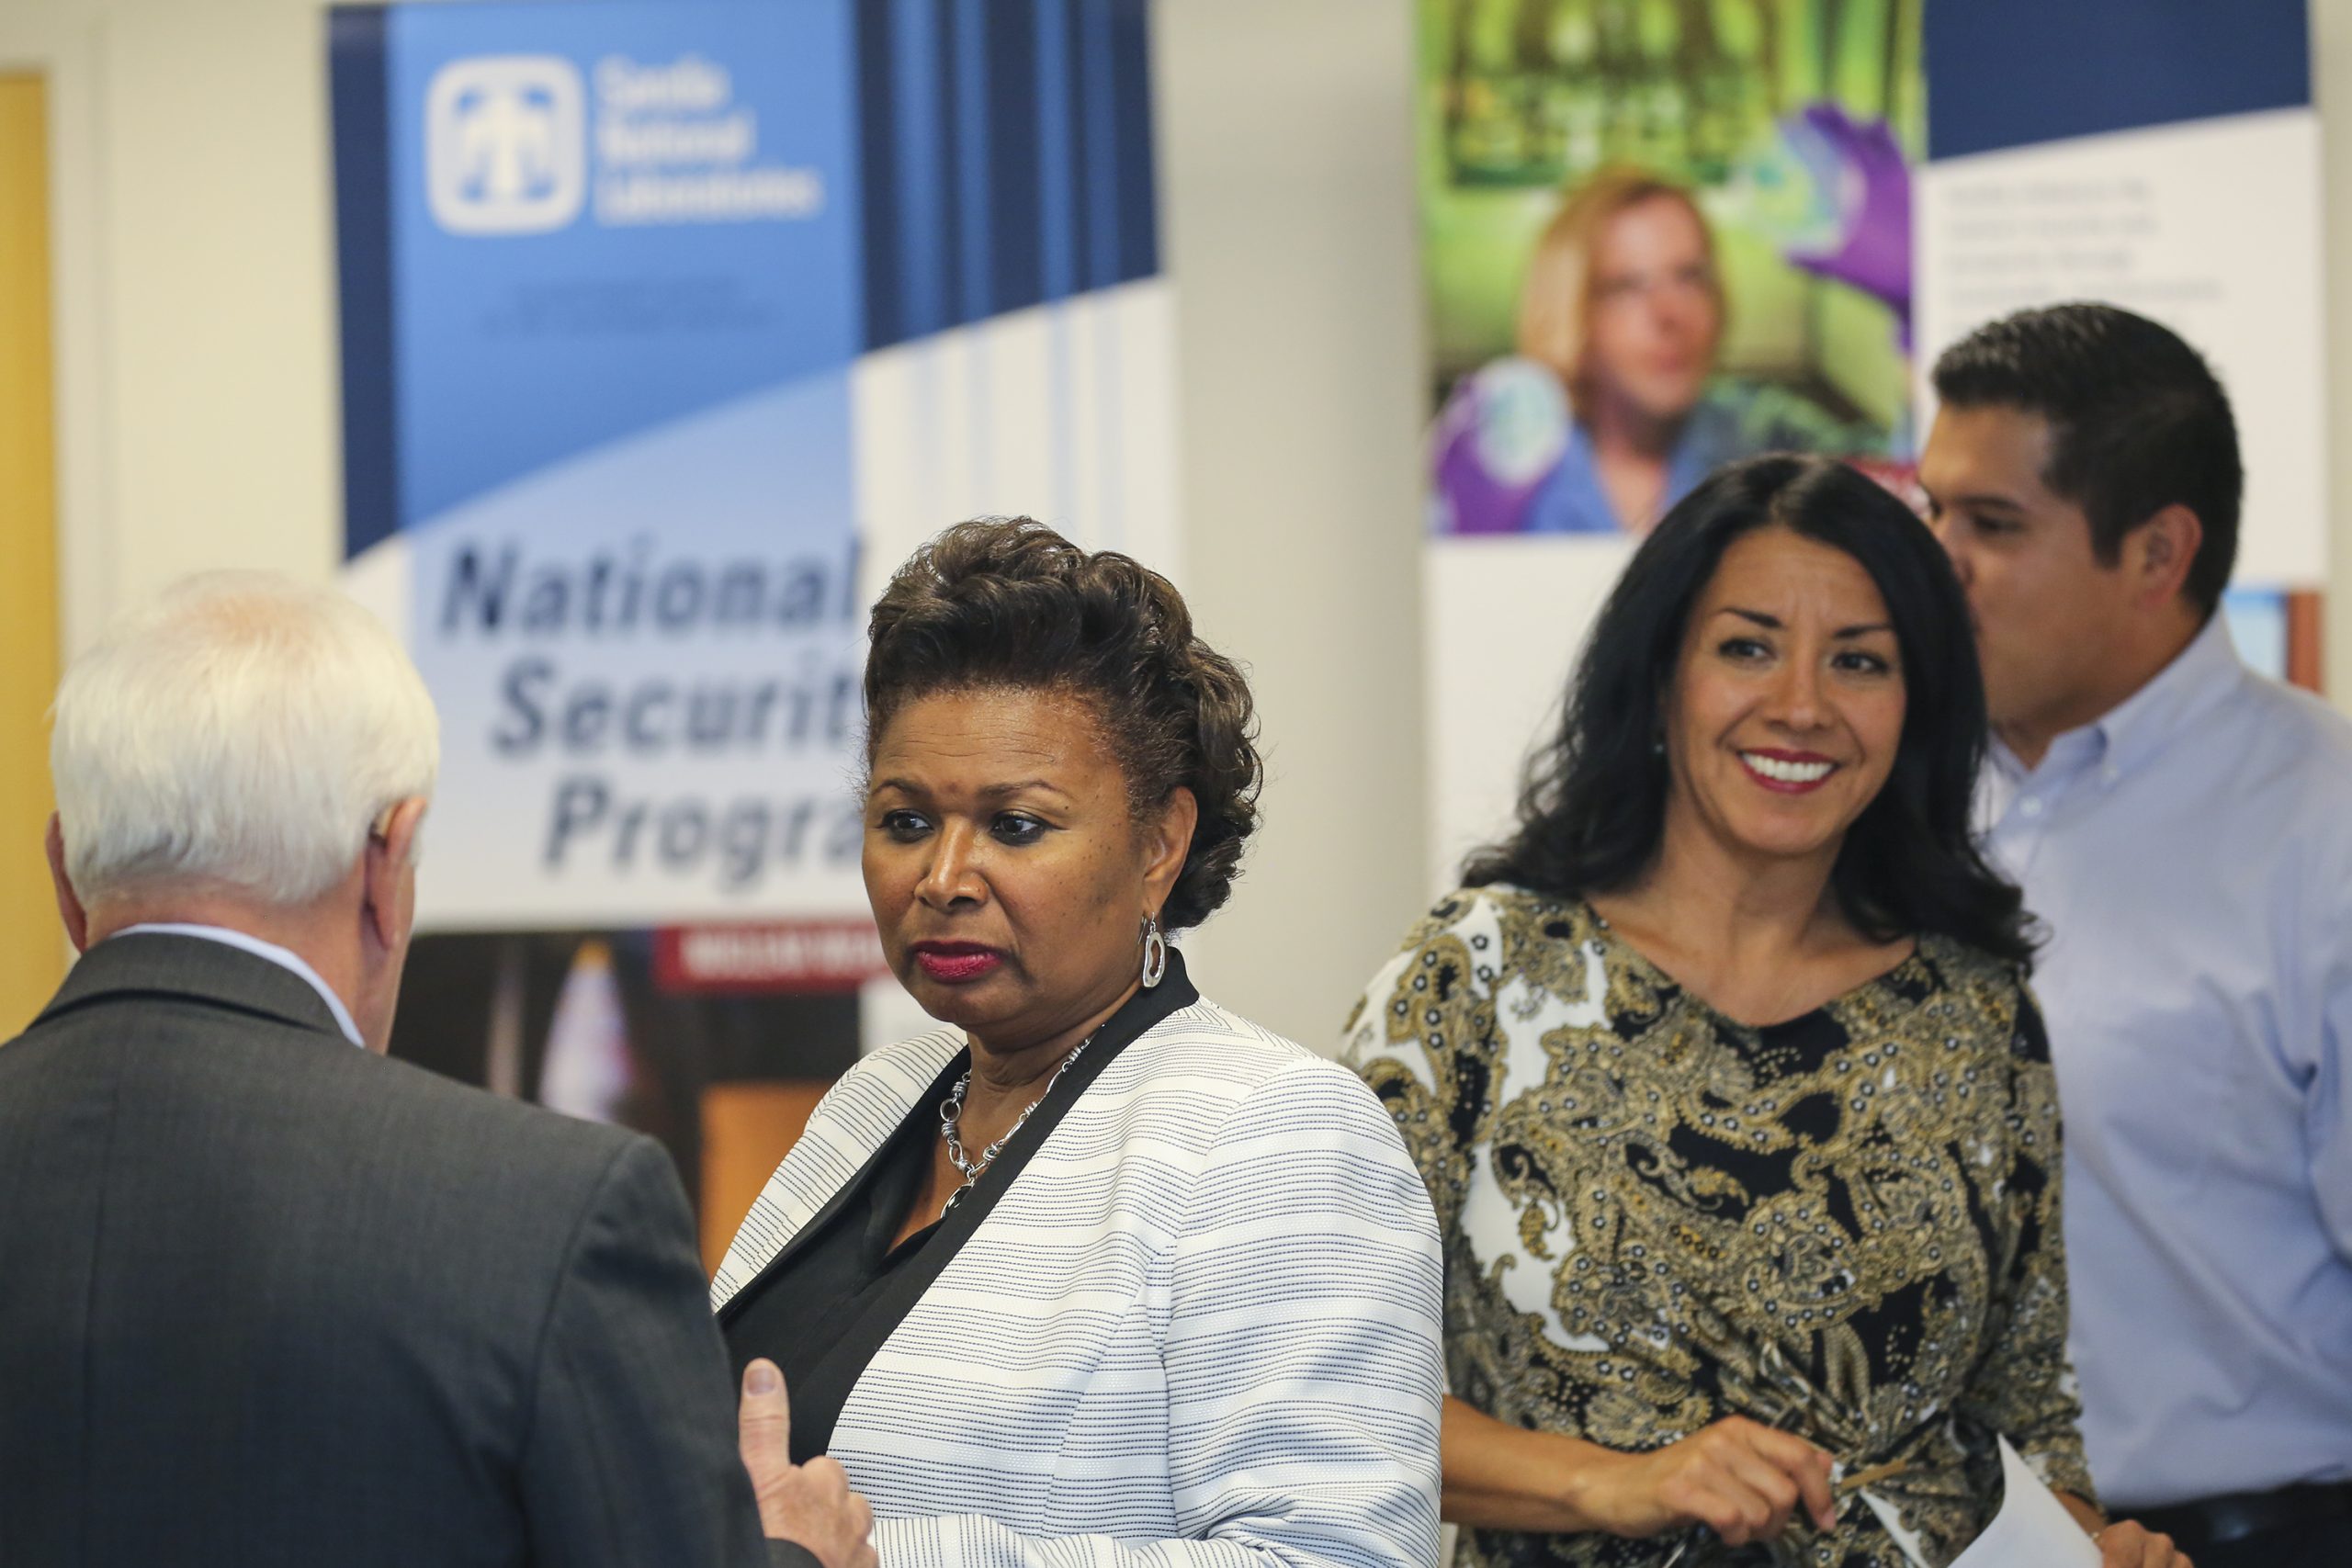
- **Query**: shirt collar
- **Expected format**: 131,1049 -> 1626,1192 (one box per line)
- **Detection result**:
115,923 -> 367,1048
1990,613 -> 2246,789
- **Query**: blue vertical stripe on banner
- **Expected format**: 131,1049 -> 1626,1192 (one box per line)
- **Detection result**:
854,0 -> 1155,350
1109,0 -> 1157,283
1078,0 -> 1124,543
856,0 -> 905,351
892,0 -> 948,339
1033,0 -> 1075,303
1079,0 -> 1118,291
329,6 -> 399,559
1035,0 -> 1077,526
931,0 -> 967,334
952,0 -> 992,323
1062,0 -> 1094,296
986,0 -> 1043,316
951,0 -> 992,493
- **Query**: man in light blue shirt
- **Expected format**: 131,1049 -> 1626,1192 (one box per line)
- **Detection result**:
1920,303 -> 2352,1568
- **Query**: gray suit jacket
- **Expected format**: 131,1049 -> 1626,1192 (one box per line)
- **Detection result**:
0,931 -> 808,1567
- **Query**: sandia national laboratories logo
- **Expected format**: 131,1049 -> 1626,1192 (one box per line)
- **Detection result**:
426,55 -> 586,235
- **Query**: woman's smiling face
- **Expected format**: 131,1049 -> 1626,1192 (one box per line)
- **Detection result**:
1661,525 -> 1907,872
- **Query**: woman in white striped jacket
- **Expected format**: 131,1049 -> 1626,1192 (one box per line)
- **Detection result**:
714,519 -> 1443,1568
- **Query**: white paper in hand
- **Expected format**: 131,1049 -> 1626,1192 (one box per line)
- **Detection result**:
1947,1435 -> 2100,1567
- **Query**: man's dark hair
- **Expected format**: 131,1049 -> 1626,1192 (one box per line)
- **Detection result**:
1931,302 -> 2242,616
1466,455 -> 2034,968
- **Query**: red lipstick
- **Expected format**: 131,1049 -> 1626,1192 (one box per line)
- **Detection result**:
910,942 -> 1003,984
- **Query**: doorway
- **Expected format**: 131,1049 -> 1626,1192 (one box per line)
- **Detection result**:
0,71 -> 63,1032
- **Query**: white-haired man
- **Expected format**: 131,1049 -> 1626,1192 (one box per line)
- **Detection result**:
0,573 -> 867,1568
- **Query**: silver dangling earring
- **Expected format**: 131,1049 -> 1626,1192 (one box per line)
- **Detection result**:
1139,913 -> 1168,989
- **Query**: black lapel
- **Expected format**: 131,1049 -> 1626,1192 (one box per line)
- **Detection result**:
717,953 -> 1200,1336
738,953 -> 1202,1456
717,1045 -> 972,1329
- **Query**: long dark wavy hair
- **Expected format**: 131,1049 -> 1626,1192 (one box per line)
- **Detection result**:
1464,454 -> 2035,968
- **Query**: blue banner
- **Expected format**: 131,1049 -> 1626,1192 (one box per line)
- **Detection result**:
330,0 -> 1166,927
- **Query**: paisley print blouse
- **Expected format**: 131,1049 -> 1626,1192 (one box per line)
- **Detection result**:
1343,887 -> 2094,1568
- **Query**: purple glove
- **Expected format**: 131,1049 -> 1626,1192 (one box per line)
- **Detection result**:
1430,358 -> 1570,536
1782,103 -> 1913,345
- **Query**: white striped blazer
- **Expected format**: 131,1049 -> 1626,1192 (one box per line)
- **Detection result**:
712,993 -> 1444,1568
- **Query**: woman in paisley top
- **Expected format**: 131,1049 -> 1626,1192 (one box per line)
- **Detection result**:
1346,457 -> 2188,1568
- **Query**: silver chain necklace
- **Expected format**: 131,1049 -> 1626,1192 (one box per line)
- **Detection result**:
937,1032 -> 1094,1213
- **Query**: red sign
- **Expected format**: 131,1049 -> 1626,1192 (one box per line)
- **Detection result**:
653,919 -> 889,995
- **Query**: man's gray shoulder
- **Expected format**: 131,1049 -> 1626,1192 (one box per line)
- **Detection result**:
356,1048 -> 649,1183
279,1044 -> 663,1252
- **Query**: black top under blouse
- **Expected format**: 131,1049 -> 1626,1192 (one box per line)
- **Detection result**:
719,954 -> 1199,1462
722,1109 -> 944,1461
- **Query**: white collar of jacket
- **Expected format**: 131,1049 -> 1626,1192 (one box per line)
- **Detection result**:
710,954 -> 1198,1308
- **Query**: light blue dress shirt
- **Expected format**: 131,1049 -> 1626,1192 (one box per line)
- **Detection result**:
116,922 -> 367,1048
1977,615 -> 2352,1507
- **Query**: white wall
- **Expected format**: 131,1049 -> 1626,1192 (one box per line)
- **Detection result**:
6,0 -> 348,643
6,0 -> 2351,1051
1152,0 -> 1431,1043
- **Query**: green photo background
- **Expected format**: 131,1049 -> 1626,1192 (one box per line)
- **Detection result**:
1419,0 -> 1924,445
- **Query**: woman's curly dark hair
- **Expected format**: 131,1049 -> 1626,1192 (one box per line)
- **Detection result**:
863,518 -> 1261,931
